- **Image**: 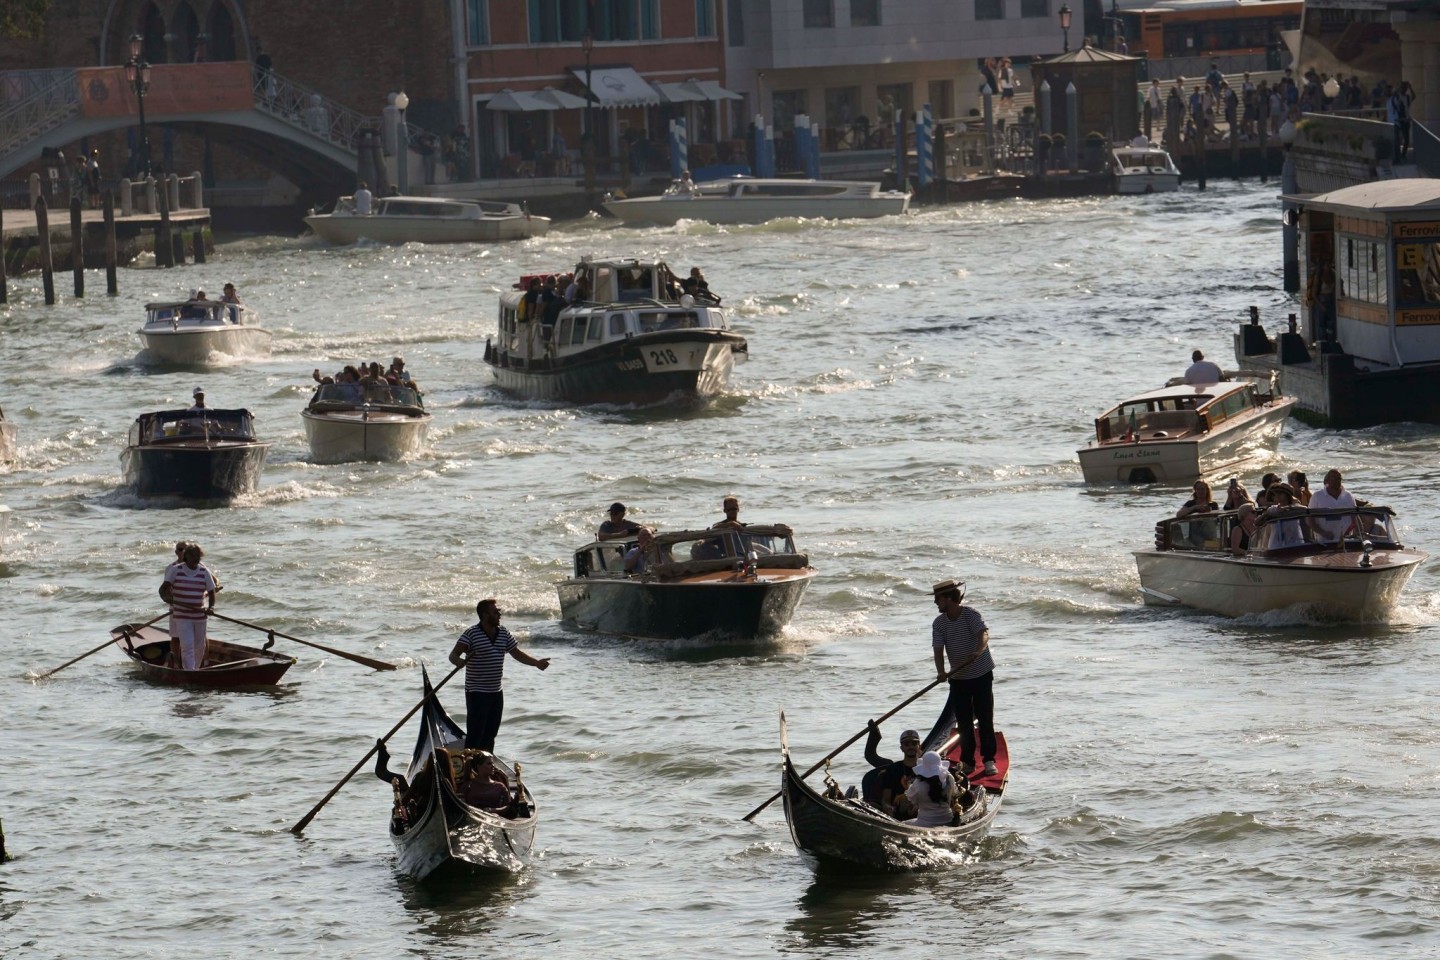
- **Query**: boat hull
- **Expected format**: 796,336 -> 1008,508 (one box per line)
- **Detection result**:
557,571 -> 813,639
1078,397 -> 1295,484
1134,548 -> 1426,619
1114,173 -> 1181,194
110,623 -> 295,687
138,327 -> 272,365
393,779 -> 537,880
603,195 -> 908,225
487,331 -> 743,404
302,410 -> 431,463
305,214 -> 548,245
121,442 -> 269,500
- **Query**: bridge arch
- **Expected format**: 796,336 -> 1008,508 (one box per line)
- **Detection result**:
101,0 -> 254,67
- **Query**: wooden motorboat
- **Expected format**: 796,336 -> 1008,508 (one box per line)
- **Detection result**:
110,622 -> 295,687
121,408 -> 269,501
779,711 -> 1010,871
1078,377 -> 1296,484
301,382 -> 431,463
1109,142 -> 1182,194
305,195 -> 549,244
603,176 -> 909,225
557,524 -> 815,640
137,299 -> 271,366
484,256 -> 748,405
0,404 -> 15,462
389,669 -> 537,880
1135,504 -> 1427,620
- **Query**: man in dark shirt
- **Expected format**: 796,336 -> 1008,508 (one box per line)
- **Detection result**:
861,722 -> 921,817
598,502 -> 642,541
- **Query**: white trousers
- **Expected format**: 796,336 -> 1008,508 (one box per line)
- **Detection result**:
175,618 -> 208,670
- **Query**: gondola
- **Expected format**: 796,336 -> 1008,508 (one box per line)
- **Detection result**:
109,622 -> 296,687
778,711 -> 1010,871
388,669 -> 537,880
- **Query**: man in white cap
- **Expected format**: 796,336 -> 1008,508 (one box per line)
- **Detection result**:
932,579 -> 998,777
187,387 -> 206,412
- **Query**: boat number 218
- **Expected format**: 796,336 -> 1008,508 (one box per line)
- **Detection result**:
648,348 -> 680,366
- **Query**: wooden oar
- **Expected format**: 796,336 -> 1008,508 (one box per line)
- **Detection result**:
741,638 -> 991,823
206,610 -> 396,671
34,611 -> 169,680
290,661 -> 463,835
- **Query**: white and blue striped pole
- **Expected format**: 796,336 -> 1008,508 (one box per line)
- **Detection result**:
753,113 -> 766,176
809,120 -> 822,179
676,117 -> 688,177
918,103 -> 934,188
669,120 -> 681,179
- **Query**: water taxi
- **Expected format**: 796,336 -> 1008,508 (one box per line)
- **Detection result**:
122,407 -> 269,501
302,382 -> 430,463
305,195 -> 549,244
137,298 -> 271,367
603,176 -> 909,225
1109,141 -> 1181,194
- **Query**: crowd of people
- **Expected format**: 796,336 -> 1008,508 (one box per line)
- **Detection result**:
311,356 -> 418,394
1177,467 -> 1367,553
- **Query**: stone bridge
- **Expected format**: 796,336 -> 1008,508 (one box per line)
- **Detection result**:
0,62 -> 374,200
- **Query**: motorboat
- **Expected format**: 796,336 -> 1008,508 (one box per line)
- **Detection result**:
484,256 -> 748,405
778,711 -> 1010,871
110,622 -> 296,687
121,407 -> 269,501
1135,503 -> 1427,620
137,299 -> 272,366
0,404 -> 15,462
389,669 -> 537,880
301,381 -> 431,463
557,523 -> 815,639
1078,378 -> 1296,484
304,195 -> 549,244
603,176 -> 909,225
1109,141 -> 1182,194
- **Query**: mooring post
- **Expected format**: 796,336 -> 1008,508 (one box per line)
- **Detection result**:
104,191 -> 118,295
0,201 -> 7,304
70,195 -> 84,297
157,171 -> 174,268
192,228 -> 205,264
37,196 -> 55,304
171,230 -> 186,266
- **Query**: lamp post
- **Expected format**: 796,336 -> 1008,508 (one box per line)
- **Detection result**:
124,33 -> 153,178
1059,3 -> 1072,54
394,90 -> 409,194
582,30 -> 596,203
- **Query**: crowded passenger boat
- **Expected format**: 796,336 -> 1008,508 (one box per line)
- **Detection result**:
302,358 -> 430,463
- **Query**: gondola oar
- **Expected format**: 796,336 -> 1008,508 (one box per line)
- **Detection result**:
206,610 -> 396,671
34,611 -> 169,680
741,637 -> 990,823
290,661 -> 463,836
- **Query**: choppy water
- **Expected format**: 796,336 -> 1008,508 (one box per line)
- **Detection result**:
4,180 -> 1440,958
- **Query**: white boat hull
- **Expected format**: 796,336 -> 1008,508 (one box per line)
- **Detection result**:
138,327 -> 272,365
604,194 -> 909,225
302,410 -> 431,463
1115,173 -> 1180,194
304,214 -> 547,244
0,420 -> 15,462
1134,548 -> 1425,620
1079,398 -> 1295,484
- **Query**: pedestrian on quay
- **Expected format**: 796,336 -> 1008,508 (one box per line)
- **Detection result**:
931,579 -> 997,778
447,598 -> 551,753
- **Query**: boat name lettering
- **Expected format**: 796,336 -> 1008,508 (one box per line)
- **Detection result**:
1111,449 -> 1161,461
648,348 -> 680,366
1392,221 -> 1440,241
616,358 -> 646,372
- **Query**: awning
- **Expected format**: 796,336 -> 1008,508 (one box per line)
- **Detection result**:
680,79 -> 742,102
536,86 -> 588,109
485,89 -> 555,112
654,82 -> 708,104
571,66 -> 660,108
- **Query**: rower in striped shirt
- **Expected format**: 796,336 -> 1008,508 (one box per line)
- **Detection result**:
160,543 -> 219,670
448,598 -> 551,752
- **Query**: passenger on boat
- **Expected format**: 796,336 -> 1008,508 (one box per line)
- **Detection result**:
220,283 -> 241,304
1308,469 -> 1358,542
598,502 -> 642,541
519,278 -> 544,323
1258,472 -> 1281,506
618,267 -> 653,301
1182,349 -> 1224,384
711,496 -> 745,530
541,276 -> 566,327
458,751 -> 513,810
447,598 -> 551,752
187,386 -> 207,412
564,272 -> 584,304
624,527 -> 659,574
1287,471 -> 1311,506
1261,483 -> 1307,548
932,579 -> 997,778
389,357 -> 411,384
862,722 -> 921,818
1177,480 -> 1220,547
354,181 -> 373,216
683,268 -> 712,300
1230,503 -> 1259,556
903,751 -> 958,828
1222,478 -> 1252,511
160,543 -> 218,671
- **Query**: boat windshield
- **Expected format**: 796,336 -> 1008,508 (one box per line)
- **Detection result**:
134,409 -> 257,444
310,383 -> 423,408
637,311 -> 702,333
1097,400 -> 1203,442
1159,506 -> 1402,553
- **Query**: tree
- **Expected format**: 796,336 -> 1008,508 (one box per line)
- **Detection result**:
0,0 -> 49,39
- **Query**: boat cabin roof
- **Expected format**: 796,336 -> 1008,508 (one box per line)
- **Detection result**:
571,524 -> 807,579
1116,380 -> 1252,407
131,408 -> 258,441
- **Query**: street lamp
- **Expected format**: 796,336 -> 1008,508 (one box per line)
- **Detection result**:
394,90 -> 409,194
582,30 -> 596,202
124,33 -> 153,178
1059,4 -> 1072,54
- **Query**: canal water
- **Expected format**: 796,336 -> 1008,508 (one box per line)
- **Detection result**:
3,180 -> 1439,958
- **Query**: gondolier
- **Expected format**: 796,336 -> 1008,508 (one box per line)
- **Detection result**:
160,543 -> 218,670
931,579 -> 997,777
448,598 -> 551,752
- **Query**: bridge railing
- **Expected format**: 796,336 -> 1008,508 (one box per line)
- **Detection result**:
0,69 -> 81,170
252,69 -> 370,156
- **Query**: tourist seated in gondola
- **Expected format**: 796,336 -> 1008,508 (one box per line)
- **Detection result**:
862,721 -> 920,818
902,750 -> 959,827
458,751 -> 513,811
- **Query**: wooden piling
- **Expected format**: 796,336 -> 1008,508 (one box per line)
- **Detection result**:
104,191 -> 118,295
192,228 -> 205,264
70,195 -> 84,297
0,202 -> 7,305
0,817 -> 7,863
171,231 -> 186,266
37,196 -> 55,304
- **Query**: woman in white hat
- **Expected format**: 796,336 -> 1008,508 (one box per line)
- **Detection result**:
903,750 -> 959,827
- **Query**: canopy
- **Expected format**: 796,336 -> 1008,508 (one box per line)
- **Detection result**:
485,87 -> 590,112
654,82 -> 708,104
571,66 -> 660,108
680,79 -> 742,102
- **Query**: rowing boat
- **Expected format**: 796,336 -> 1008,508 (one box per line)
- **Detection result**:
109,622 -> 295,687
389,669 -> 537,880
778,710 -> 1010,870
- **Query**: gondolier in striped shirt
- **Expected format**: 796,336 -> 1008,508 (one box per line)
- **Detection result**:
160,543 -> 218,670
932,579 -> 998,778
448,598 -> 551,752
